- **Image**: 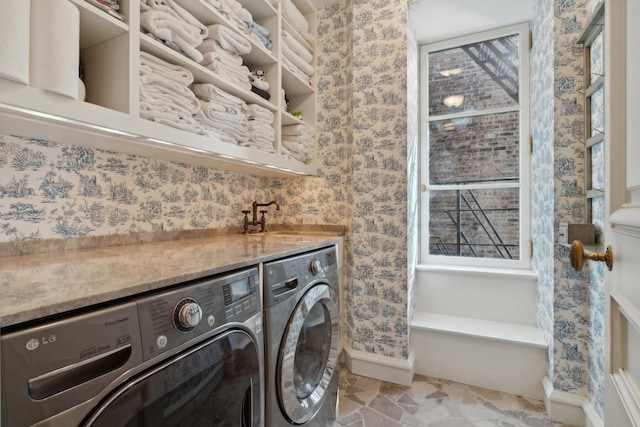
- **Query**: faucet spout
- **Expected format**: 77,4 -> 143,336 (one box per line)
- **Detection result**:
252,200 -> 280,221
242,200 -> 280,234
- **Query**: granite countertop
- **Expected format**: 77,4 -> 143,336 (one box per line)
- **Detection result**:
0,228 -> 344,329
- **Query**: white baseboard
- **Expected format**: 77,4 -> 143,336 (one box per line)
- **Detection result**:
583,400 -> 604,427
542,376 -> 590,426
342,346 -> 415,386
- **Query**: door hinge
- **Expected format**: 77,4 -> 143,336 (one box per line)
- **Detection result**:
529,136 -> 533,154
530,239 -> 534,258
529,31 -> 533,49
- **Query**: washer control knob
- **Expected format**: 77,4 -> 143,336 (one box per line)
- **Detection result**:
309,259 -> 322,275
175,299 -> 202,331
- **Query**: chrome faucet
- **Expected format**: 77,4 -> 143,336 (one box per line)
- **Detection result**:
242,200 -> 280,233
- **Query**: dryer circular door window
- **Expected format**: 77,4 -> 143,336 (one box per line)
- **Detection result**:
277,283 -> 340,424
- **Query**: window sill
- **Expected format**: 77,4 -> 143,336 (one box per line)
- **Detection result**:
416,264 -> 538,280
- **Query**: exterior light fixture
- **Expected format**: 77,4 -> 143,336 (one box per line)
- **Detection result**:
443,95 -> 464,108
440,68 -> 461,77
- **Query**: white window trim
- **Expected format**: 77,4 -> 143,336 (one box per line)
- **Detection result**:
419,22 -> 531,269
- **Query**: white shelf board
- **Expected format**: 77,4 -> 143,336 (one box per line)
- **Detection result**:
237,0 -> 278,20
0,79 -> 316,176
72,0 -> 129,50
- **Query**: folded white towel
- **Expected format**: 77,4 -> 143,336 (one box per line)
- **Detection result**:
140,10 -> 205,62
140,74 -> 200,112
282,30 -> 312,63
140,102 -> 203,134
199,99 -> 245,117
282,138 -> 305,153
247,104 -> 274,122
198,39 -> 243,65
206,24 -> 251,55
282,124 -> 314,137
140,51 -> 194,86
280,145 -> 306,162
191,83 -> 247,108
203,61 -> 251,90
281,55 -> 311,82
141,0 -> 208,39
282,43 -> 314,77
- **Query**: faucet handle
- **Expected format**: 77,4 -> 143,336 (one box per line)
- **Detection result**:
242,210 -> 250,215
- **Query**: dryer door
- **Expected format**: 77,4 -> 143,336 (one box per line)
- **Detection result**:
83,329 -> 262,427
277,282 -> 340,424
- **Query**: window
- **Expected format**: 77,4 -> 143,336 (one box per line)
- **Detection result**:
420,23 -> 531,268
578,3 -> 605,244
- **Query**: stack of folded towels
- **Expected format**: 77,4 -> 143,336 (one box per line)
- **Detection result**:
197,24 -> 252,90
191,83 -> 249,145
203,0 -> 250,35
139,51 -> 203,134
281,30 -> 314,83
281,124 -> 314,163
281,0 -> 314,46
140,0 -> 208,63
243,104 -> 275,154
245,21 -> 272,51
203,0 -> 272,51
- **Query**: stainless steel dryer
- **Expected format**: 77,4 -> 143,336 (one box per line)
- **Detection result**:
1,267 -> 264,427
263,245 -> 341,427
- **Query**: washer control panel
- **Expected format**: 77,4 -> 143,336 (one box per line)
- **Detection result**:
136,267 -> 259,361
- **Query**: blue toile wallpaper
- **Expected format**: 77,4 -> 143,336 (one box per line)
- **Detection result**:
532,0 -> 556,391
532,0 -> 604,417
350,0 -> 410,359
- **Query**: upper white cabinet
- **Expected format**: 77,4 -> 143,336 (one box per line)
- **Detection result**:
0,0 -> 318,177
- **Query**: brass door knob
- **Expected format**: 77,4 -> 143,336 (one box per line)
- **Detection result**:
569,240 -> 613,271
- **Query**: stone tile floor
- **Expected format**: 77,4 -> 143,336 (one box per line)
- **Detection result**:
328,367 -> 577,427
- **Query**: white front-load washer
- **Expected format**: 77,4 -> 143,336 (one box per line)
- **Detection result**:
263,245 -> 341,427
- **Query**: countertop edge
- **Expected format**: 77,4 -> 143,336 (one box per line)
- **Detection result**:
0,231 -> 344,329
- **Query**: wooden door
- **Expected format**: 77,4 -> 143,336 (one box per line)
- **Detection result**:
604,0 -> 640,424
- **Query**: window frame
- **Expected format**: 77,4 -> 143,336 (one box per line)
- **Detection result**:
578,2 -> 605,244
419,22 -> 531,269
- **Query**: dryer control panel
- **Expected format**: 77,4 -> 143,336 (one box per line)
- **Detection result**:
136,267 -> 260,361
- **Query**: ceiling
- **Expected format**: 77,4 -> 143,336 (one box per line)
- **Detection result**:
409,0 -> 536,44
307,0 -> 536,45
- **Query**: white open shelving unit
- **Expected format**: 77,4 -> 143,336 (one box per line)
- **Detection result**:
0,0 -> 318,177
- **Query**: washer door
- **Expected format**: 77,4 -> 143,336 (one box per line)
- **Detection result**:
278,283 -> 340,424
83,329 -> 262,427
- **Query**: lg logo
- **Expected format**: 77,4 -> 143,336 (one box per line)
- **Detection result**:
25,335 -> 57,351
